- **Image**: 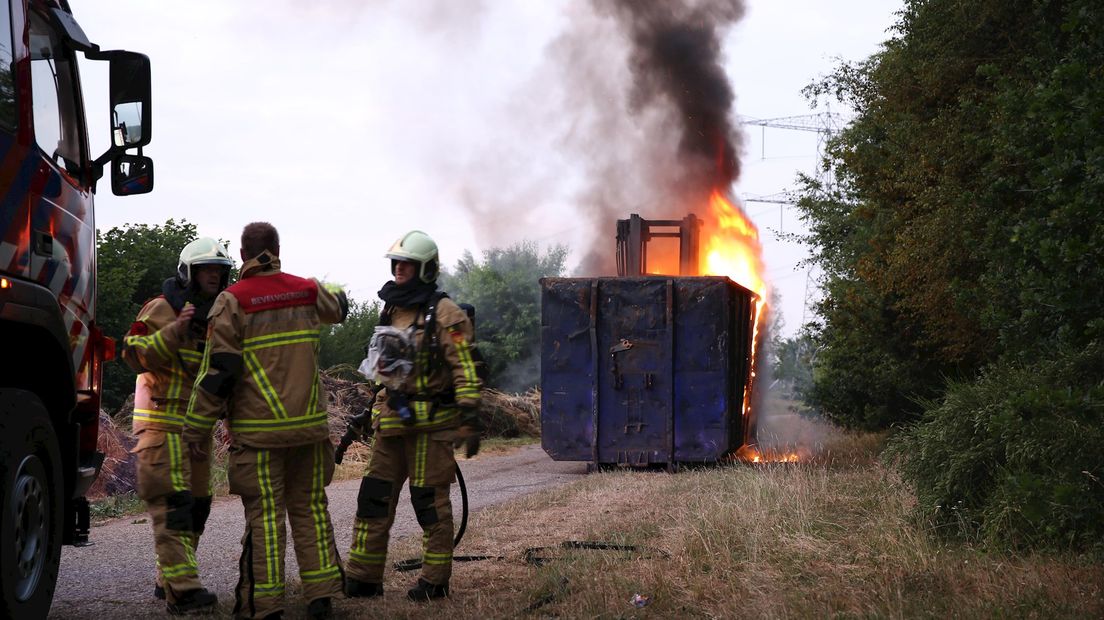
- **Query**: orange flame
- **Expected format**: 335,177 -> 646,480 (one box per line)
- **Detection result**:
635,190 -> 773,458
734,444 -> 804,464
702,190 -> 767,302
700,190 -> 768,437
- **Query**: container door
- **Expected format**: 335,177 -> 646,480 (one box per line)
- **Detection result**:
596,279 -> 672,466
672,278 -> 734,461
540,279 -> 596,461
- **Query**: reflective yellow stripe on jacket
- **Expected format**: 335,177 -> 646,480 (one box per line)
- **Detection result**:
185,346 -> 219,433
228,330 -> 327,436
448,325 -> 481,402
132,345 -> 203,429
125,330 -> 173,361
374,405 -> 459,431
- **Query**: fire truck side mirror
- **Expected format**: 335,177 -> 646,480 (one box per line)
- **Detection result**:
111,154 -> 154,196
108,52 -> 152,149
88,50 -> 153,188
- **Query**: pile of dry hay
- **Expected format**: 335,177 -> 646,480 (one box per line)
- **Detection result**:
91,372 -> 541,499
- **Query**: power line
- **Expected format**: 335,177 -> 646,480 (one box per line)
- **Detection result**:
742,191 -> 793,205
737,110 -> 844,324
741,192 -> 794,233
738,112 -> 847,134
739,111 -> 846,168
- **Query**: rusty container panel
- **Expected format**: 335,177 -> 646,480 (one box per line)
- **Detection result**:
539,279 -> 596,461
540,276 -> 757,467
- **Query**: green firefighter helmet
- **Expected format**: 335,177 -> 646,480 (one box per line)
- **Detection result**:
385,230 -> 439,283
177,237 -> 233,288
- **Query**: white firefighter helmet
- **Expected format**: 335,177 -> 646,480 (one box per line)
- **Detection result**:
385,230 -> 439,283
177,237 -> 233,288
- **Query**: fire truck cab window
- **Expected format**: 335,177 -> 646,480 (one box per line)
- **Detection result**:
0,0 -> 14,130
29,12 -> 83,176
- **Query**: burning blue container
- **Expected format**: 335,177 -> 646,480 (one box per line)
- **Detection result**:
540,276 -> 758,470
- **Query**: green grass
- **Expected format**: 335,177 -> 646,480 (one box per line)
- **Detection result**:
338,425 -> 1102,619
475,435 -> 538,454
89,492 -> 145,522
492,467 -> 1101,618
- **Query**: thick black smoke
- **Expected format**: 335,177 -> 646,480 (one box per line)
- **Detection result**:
436,1 -> 747,275
606,0 -> 744,187
573,0 -> 748,274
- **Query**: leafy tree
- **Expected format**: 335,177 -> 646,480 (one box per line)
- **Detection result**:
438,241 -> 568,391
98,220 -> 199,411
796,0 -> 1104,426
770,332 -> 815,402
796,0 -> 1104,549
0,44 -> 14,126
319,296 -> 380,376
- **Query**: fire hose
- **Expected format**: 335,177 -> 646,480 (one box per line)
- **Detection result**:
335,413 -> 669,580
335,412 -> 485,571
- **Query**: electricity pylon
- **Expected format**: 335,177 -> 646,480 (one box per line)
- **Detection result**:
738,111 -> 846,331
740,112 -> 846,163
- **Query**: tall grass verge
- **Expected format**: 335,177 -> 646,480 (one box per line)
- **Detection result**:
336,426 -> 1102,619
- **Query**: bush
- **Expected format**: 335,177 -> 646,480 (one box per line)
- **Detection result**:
887,341 -> 1104,552
438,242 -> 567,391
319,297 -> 380,372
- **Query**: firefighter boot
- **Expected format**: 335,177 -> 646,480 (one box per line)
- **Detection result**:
307,597 -> 333,620
166,587 -> 218,615
407,578 -> 449,601
345,577 -> 384,598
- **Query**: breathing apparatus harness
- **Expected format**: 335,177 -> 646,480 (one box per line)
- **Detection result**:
372,292 -> 460,423
339,294 -> 479,554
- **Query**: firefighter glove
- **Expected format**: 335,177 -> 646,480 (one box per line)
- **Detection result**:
458,402 -> 483,430
454,425 -> 481,459
453,403 -> 482,457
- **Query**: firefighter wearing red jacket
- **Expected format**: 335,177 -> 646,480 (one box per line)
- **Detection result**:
344,230 -> 484,602
121,237 -> 231,614
183,222 -> 348,620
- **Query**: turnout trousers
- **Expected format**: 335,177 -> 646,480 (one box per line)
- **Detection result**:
347,430 -> 457,586
228,440 -> 344,619
133,429 -> 212,603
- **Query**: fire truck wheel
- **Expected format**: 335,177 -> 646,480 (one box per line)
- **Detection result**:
0,389 -> 64,618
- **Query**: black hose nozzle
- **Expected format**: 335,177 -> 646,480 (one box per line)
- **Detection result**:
335,410 -> 372,464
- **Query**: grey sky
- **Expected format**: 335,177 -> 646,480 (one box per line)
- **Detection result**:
76,0 -> 901,338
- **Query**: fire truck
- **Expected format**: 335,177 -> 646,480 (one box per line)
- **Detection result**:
0,1 -> 153,616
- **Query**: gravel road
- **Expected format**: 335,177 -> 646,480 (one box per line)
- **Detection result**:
49,445 -> 586,619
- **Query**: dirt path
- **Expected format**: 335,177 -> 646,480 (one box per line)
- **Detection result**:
49,444 -> 586,619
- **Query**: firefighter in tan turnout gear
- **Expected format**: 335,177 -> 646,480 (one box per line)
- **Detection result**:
121,237 -> 231,614
183,222 -> 349,620
344,230 -> 484,601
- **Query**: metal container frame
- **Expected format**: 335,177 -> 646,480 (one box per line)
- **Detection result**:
540,276 -> 758,471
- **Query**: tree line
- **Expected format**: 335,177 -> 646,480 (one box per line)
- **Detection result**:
789,0 -> 1103,551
